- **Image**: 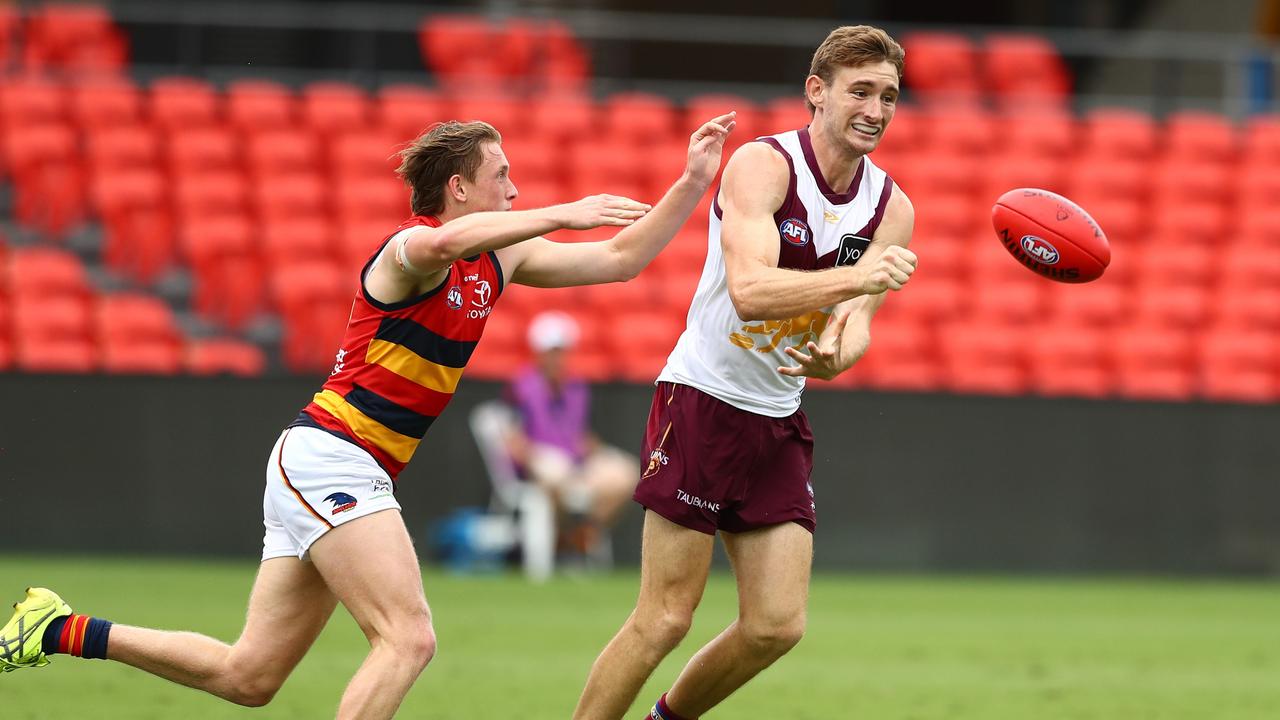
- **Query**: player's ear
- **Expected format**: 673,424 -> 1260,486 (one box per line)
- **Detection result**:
447,174 -> 467,204
804,75 -> 825,110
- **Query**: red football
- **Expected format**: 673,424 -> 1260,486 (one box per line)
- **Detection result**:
991,188 -> 1111,283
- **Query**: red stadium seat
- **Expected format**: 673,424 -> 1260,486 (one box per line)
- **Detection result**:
1238,205 -> 1280,246
1110,325 -> 1195,401
997,109 -> 1076,157
451,93 -> 528,138
568,139 -> 649,200
1071,195 -> 1144,247
1130,243 -> 1213,288
879,275 -> 966,324
12,296 -> 93,354
7,247 -> 90,299
262,218 -> 338,273
15,337 -> 96,373
254,172 -> 327,223
1213,286 -> 1280,329
1242,114 -> 1280,165
336,220 -> 395,271
0,336 -> 10,371
603,93 -> 679,144
685,93 -> 762,149
69,77 -> 143,130
335,176 -> 406,226
764,97 -> 811,135
1149,158 -> 1232,206
330,130 -> 402,178
526,94 -> 597,144
300,81 -> 371,136
0,75 -> 68,129
186,338 -> 268,377
969,280 -> 1045,325
466,307 -> 529,380
503,137 -> 566,187
1148,199 -> 1230,248
509,179 -> 564,212
1081,109 -> 1157,160
1132,283 -> 1211,329
579,275 -> 661,309
4,122 -> 76,181
149,77 -> 220,129
96,293 -> 179,346
920,108 -> 996,157
858,322 -> 943,392
246,129 -> 321,179
85,125 -> 161,172
1164,111 -> 1238,164
174,171 -> 250,224
606,309 -> 684,382
1044,281 -> 1127,327
1026,323 -> 1112,398
1065,158 -> 1148,203
1222,243 -> 1280,289
984,34 -> 1071,106
1236,161 -> 1280,214
1198,327 -> 1279,403
377,85 -> 448,140
22,3 -> 128,74
901,32 -> 982,103
101,340 -> 183,375
980,154 -> 1068,204
166,126 -> 239,175
418,15 -> 503,88
226,80 -> 296,131
937,320 -> 1029,395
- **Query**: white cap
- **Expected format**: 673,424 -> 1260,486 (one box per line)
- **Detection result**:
527,311 -> 579,352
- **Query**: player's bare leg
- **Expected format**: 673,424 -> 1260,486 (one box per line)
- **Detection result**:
107,556 -> 339,706
661,521 -> 812,718
308,509 -> 436,720
572,511 -> 714,720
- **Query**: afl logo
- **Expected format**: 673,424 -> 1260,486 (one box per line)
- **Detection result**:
446,285 -> 464,309
1020,235 -> 1059,265
779,218 -> 810,246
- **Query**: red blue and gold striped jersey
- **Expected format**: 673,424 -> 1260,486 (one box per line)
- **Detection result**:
293,215 -> 504,479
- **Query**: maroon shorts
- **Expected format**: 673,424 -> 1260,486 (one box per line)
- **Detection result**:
633,382 -> 816,535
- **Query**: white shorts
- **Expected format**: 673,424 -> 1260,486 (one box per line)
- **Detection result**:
262,426 -> 402,561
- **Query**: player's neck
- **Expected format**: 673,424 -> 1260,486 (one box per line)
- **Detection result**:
807,123 -> 866,195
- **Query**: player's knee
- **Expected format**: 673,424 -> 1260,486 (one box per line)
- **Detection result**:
740,612 -> 806,657
634,608 -> 694,654
387,613 -> 437,671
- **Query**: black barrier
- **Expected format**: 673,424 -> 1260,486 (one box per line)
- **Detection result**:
1,374 -> 1277,575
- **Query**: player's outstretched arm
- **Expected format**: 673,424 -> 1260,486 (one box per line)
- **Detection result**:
779,186 -> 914,380
721,144 -> 918,321
501,113 -> 736,288
399,195 -> 651,277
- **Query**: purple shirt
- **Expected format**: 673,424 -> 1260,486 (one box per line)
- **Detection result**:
505,365 -> 590,464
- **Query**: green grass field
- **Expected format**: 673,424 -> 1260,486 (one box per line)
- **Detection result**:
2,556 -> 1277,719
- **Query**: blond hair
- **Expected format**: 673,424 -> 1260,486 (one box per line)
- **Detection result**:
806,25 -> 905,113
396,120 -> 502,216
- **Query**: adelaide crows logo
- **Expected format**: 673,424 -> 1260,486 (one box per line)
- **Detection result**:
324,492 -> 358,515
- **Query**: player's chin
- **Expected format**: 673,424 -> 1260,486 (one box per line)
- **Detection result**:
848,129 -> 882,153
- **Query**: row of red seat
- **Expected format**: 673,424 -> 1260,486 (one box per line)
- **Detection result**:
418,15 -> 589,93
0,4 -> 127,75
0,244 -> 265,375
903,32 -> 1070,105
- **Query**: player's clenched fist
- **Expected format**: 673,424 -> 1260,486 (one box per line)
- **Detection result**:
857,245 -> 917,294
560,194 -> 652,230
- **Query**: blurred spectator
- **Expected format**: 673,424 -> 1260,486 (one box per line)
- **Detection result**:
503,311 -> 637,558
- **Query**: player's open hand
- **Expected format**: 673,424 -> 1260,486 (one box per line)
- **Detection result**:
561,194 -> 652,230
779,307 -> 853,380
857,245 -> 917,295
684,112 -> 737,187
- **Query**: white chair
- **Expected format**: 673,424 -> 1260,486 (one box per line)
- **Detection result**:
468,400 -> 556,582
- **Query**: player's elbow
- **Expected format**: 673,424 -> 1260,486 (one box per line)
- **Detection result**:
728,281 -> 766,321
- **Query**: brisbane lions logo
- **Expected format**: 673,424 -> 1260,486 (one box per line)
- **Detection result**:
728,310 -> 829,354
779,218 -> 810,246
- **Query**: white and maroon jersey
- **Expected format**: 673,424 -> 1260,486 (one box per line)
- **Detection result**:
657,127 -> 895,417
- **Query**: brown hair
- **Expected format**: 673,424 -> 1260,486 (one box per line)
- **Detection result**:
806,25 -> 905,113
395,120 -> 502,216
